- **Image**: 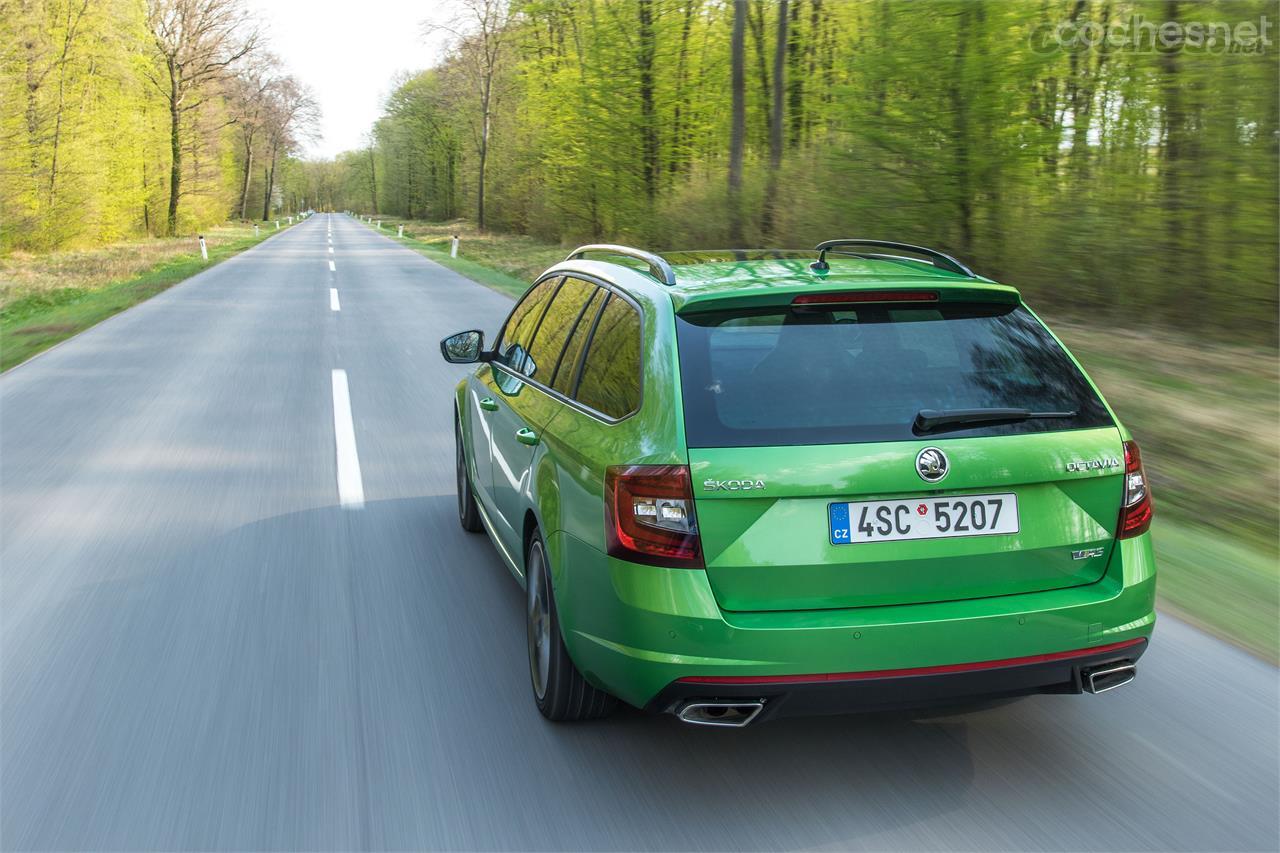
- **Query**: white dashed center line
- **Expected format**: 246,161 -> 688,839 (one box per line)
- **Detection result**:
331,369 -> 365,509
330,288 -> 340,311
328,246 -> 334,253
328,260 -> 336,272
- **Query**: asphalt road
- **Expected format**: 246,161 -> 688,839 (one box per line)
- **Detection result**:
2,214 -> 1276,851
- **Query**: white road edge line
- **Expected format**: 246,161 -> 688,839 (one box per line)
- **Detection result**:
330,288 -> 340,311
331,369 -> 365,509
328,260 -> 336,272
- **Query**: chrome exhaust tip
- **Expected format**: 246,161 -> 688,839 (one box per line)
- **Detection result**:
676,701 -> 765,727
1083,662 -> 1136,694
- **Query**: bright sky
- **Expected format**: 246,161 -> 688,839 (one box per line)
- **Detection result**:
247,0 -> 447,159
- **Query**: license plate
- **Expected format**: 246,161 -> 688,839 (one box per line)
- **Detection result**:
829,493 -> 1019,545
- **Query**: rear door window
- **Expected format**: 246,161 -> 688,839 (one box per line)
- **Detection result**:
551,286 -> 605,395
574,294 -> 642,419
525,277 -> 599,386
675,302 -> 1112,447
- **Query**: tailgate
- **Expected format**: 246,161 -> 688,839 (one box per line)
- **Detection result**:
690,428 -> 1125,612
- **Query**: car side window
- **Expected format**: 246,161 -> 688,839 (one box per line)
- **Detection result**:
574,294 -> 642,419
551,287 -> 604,396
525,277 -> 598,385
497,277 -> 560,375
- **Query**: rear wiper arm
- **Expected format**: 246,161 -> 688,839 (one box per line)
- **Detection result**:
913,407 -> 1077,435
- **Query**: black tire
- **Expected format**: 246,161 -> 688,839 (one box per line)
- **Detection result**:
455,413 -> 483,533
526,533 -> 617,721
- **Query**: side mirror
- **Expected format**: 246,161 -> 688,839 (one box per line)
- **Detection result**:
440,330 -> 487,364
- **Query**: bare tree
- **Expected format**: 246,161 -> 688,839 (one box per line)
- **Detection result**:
226,51 -> 279,220
259,75 -> 319,220
424,0 -> 513,231
146,0 -> 257,234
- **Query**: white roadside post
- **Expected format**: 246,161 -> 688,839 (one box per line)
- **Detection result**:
288,216 -> 293,224
254,224 -> 259,236
376,220 -> 381,229
275,220 -> 280,229
397,224 -> 404,238
450,234 -> 459,258
198,235 -> 208,261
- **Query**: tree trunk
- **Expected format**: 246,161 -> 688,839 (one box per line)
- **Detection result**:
636,0 -> 658,201
366,145 -> 378,214
786,0 -> 803,147
238,139 -> 253,220
478,78 -> 490,231
262,151 -> 275,221
142,159 -> 151,234
948,4 -> 973,257
1157,0 -> 1202,322
1159,0 -> 1186,270
728,0 -> 746,244
47,0 -> 87,210
760,0 -> 788,239
670,0 -> 696,178
166,66 -> 182,235
748,0 -> 771,140
24,2 -> 42,181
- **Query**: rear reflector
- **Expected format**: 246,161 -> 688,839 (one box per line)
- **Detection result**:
675,638 -> 1147,685
606,465 -> 704,568
792,290 -> 938,305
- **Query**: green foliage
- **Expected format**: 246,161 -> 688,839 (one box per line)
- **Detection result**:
1,0 -> 306,252
323,0 -> 1278,344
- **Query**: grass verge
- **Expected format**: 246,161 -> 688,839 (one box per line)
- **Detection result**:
368,215 -> 1279,662
357,216 -> 563,298
1,221 -> 294,372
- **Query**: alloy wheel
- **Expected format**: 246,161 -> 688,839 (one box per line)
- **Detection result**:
526,542 -> 551,701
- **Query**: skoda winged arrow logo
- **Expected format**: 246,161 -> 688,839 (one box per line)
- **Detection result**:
915,447 -> 949,483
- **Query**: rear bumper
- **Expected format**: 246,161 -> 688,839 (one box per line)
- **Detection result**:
549,530 -> 1157,712
646,638 -> 1147,721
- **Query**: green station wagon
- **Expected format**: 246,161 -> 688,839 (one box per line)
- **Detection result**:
441,239 -> 1156,726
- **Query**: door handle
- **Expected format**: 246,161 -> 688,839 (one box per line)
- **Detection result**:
479,397 -> 498,412
515,428 -> 539,446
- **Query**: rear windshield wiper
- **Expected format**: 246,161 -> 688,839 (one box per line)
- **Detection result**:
913,408 -> 1078,435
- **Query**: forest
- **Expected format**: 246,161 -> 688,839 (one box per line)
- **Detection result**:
1,0 -> 317,251
314,0 -> 1278,343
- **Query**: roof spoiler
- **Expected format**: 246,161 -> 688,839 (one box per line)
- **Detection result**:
811,240 -> 976,278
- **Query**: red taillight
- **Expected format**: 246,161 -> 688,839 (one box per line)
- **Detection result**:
791,290 -> 938,306
605,465 -> 704,568
1117,440 -> 1153,539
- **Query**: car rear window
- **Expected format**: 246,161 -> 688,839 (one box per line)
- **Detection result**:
674,302 -> 1113,447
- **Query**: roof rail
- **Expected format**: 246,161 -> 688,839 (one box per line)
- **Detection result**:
565,244 -> 677,286
811,239 -> 975,278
